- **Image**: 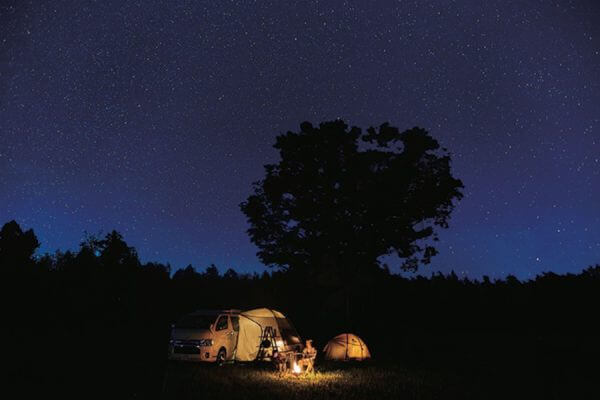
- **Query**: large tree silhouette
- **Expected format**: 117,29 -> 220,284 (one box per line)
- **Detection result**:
241,120 -> 464,275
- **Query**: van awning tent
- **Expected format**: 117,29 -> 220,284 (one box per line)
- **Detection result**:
235,308 -> 302,361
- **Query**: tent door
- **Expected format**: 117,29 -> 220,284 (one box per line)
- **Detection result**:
257,326 -> 278,361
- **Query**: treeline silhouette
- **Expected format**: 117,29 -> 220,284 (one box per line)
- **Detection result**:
3,220 -> 599,398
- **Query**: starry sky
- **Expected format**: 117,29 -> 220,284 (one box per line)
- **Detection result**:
1,0 -> 598,279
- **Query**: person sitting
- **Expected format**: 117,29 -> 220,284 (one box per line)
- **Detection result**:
299,339 -> 317,373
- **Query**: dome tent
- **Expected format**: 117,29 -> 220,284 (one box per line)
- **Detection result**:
235,308 -> 302,361
323,333 -> 371,361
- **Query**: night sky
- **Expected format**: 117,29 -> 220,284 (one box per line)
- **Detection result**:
1,1 -> 598,279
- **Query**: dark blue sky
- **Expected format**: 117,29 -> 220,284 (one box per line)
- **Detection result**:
1,0 -> 598,279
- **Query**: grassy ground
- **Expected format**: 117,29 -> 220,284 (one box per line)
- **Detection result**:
9,331 -> 597,399
161,336 -> 600,400
162,361 -> 464,400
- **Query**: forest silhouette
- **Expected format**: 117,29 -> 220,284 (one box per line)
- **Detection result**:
3,219 -> 599,398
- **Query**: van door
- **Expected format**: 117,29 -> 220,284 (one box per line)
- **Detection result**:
230,315 -> 240,358
213,314 -> 236,360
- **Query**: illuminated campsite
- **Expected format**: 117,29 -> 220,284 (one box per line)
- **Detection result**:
4,1 -> 599,399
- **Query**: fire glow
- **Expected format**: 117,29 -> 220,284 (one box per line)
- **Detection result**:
292,362 -> 301,374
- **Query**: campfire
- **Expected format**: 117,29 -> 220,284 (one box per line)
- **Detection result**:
292,361 -> 301,374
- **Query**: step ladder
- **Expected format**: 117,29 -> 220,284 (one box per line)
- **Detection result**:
256,326 -> 279,360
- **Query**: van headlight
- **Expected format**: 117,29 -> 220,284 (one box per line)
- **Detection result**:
199,339 -> 213,346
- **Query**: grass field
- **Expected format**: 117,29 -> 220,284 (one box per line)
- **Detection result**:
10,331 -> 598,399
162,361 -> 452,400
160,336 -> 599,400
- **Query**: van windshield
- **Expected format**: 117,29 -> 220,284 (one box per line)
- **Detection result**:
174,314 -> 216,329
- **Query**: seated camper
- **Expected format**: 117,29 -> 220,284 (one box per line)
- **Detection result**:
299,339 -> 317,373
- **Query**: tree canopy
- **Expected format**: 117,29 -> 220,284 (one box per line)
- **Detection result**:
241,120 -> 464,274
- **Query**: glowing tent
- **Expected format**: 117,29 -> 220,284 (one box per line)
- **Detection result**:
235,308 -> 302,361
323,333 -> 371,361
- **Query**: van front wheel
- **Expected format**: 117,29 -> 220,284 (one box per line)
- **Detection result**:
216,348 -> 226,366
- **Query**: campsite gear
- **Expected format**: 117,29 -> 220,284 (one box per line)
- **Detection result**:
272,349 -> 287,373
272,346 -> 315,376
257,326 -> 279,360
323,333 -> 371,361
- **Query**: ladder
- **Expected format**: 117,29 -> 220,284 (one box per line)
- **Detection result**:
257,326 -> 279,360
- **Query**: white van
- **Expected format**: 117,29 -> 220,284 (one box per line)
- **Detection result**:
168,309 -> 240,364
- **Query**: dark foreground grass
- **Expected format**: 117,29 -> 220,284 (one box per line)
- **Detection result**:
9,332 -> 598,399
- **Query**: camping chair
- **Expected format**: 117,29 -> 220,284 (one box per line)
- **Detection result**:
298,345 -> 317,374
301,353 -> 316,373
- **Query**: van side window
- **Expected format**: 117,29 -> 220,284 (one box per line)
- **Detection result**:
216,315 -> 228,331
231,316 -> 239,332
